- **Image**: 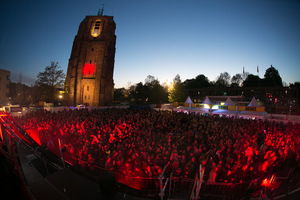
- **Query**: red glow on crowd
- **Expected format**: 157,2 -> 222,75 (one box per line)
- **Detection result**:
26,128 -> 41,145
261,175 -> 276,188
261,178 -> 271,187
0,125 -> 3,142
10,109 -> 300,191
82,63 -> 95,75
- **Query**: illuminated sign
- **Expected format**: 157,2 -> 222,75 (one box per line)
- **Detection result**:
195,104 -> 204,108
211,105 -> 219,110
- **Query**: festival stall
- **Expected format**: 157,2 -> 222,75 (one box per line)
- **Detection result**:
173,96 -> 211,115
237,97 -> 267,120
211,97 -> 239,117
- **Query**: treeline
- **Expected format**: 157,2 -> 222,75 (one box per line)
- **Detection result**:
6,62 -> 299,106
114,65 -> 300,104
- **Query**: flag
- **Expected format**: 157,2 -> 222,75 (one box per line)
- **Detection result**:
257,66 -> 259,73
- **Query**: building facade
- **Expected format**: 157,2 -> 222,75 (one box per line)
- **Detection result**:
0,69 -> 10,106
65,14 -> 116,106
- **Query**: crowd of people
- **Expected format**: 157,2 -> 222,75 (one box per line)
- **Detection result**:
13,108 -> 300,185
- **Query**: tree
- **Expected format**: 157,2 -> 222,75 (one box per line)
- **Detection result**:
114,88 -> 128,103
183,74 -> 211,89
290,82 -> 300,88
35,61 -> 65,103
243,74 -> 260,87
241,71 -> 250,85
264,65 -> 283,87
128,82 -> 149,104
144,75 -> 159,87
144,75 -> 168,103
290,82 -> 300,102
168,74 -> 187,103
231,73 -> 243,87
9,82 -> 35,106
215,72 -> 231,87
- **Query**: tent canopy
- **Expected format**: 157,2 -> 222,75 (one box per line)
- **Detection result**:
185,96 -> 193,104
248,97 -> 259,107
224,97 -> 235,106
203,96 -> 212,104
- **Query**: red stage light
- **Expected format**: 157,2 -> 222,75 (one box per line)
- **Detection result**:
26,128 -> 41,146
261,178 -> 270,187
261,175 -> 276,188
82,63 -> 95,75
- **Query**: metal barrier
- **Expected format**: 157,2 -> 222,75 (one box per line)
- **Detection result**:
276,167 -> 294,180
201,182 -> 233,196
230,181 -> 251,199
177,178 -> 194,194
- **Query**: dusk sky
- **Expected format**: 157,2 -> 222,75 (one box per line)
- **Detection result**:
0,0 -> 299,88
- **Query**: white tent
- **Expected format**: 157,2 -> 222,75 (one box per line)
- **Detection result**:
224,97 -> 235,106
248,97 -> 259,107
236,96 -> 266,119
185,96 -> 194,108
203,96 -> 212,105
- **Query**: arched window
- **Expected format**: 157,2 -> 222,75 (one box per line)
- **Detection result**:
91,20 -> 102,37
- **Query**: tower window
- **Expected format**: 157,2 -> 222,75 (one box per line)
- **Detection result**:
87,86 -> 89,91
91,20 -> 102,37
91,48 -> 94,51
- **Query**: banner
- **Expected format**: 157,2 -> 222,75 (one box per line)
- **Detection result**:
237,106 -> 265,112
194,104 -> 204,108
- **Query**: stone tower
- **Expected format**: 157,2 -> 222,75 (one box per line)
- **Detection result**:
65,13 -> 116,106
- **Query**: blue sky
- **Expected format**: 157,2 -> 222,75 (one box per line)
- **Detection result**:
0,0 -> 299,88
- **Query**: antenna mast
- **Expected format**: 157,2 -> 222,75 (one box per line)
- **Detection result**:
98,4 -> 104,16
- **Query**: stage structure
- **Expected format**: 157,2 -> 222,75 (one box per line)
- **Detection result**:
65,9 -> 116,106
